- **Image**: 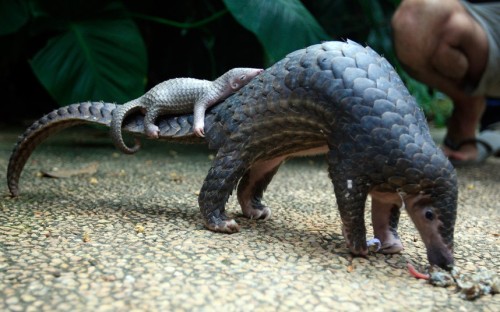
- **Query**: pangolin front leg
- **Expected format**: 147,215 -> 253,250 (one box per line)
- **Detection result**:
371,196 -> 404,254
329,164 -> 370,256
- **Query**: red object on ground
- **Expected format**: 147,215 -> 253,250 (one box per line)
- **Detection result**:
407,263 -> 430,280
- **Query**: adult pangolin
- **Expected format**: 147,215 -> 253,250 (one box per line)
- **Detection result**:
6,40 -> 458,269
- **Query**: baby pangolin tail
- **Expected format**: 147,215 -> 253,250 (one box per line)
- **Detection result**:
110,100 -> 143,154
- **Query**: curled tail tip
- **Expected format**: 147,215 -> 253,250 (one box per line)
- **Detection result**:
121,138 -> 142,154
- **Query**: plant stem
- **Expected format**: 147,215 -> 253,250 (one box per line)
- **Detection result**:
130,9 -> 228,29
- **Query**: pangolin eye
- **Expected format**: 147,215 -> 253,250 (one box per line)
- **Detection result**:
240,75 -> 246,80
425,210 -> 434,220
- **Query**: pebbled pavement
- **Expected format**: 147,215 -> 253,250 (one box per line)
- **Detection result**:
0,126 -> 498,311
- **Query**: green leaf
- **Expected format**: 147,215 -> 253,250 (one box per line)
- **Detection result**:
30,17 -> 147,105
0,0 -> 30,35
223,0 -> 329,63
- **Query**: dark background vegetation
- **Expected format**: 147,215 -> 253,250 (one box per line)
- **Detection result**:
0,0 -> 451,126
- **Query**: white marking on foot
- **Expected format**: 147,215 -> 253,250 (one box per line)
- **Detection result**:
367,238 -> 382,252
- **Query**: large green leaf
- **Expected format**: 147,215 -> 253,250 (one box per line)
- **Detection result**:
223,0 -> 329,63
0,0 -> 30,35
30,17 -> 147,105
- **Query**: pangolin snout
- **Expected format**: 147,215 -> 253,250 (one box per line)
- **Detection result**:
427,245 -> 454,270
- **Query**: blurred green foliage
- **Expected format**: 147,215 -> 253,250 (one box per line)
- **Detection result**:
223,0 -> 329,64
0,0 -> 451,125
1,0 -> 146,105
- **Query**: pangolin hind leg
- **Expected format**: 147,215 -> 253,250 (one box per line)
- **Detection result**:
198,149 -> 247,233
143,106 -> 162,139
237,158 -> 284,220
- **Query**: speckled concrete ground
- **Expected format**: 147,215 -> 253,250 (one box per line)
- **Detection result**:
0,126 -> 498,311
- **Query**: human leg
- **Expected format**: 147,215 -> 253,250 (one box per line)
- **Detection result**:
392,0 -> 490,162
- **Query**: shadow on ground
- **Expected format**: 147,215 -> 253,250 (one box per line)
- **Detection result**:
1,126 -> 498,311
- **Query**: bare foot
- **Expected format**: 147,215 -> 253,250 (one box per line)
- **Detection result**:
442,141 -> 478,162
442,96 -> 485,163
